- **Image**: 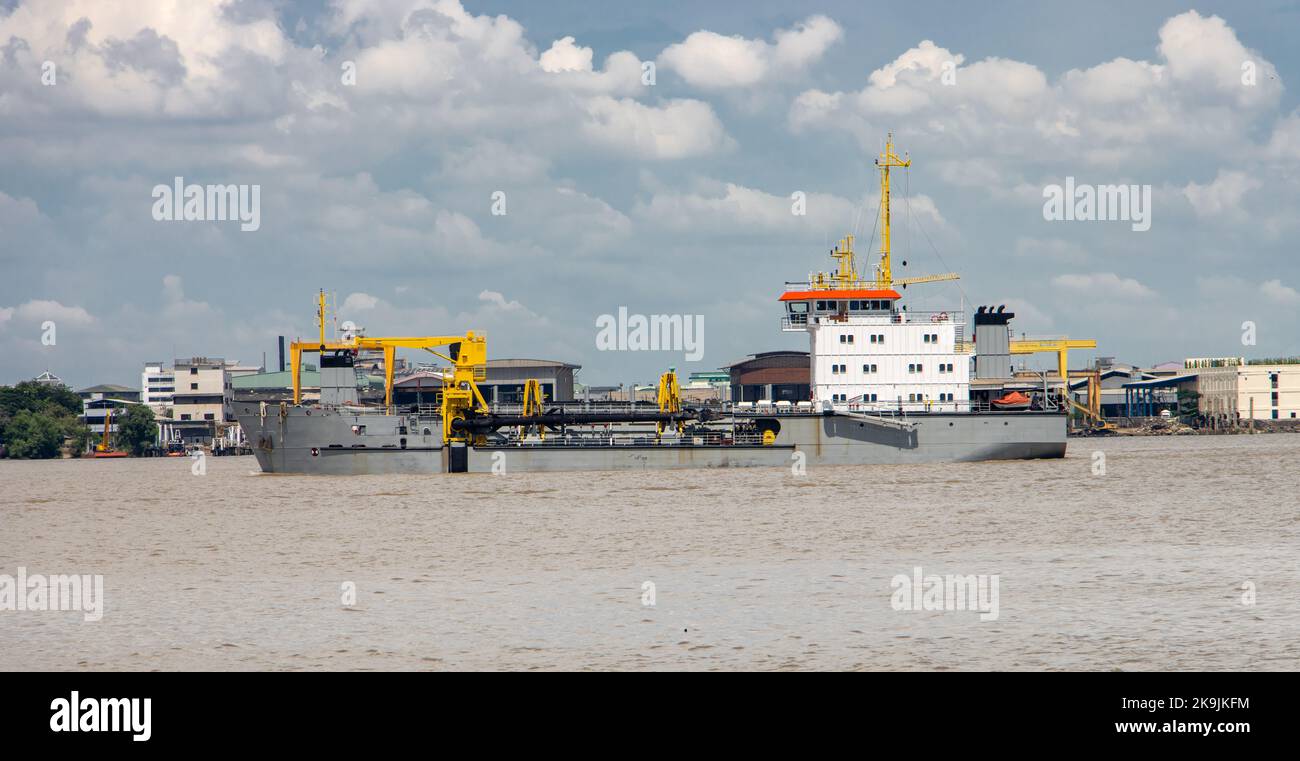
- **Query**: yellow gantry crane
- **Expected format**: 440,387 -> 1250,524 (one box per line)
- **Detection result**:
1009,338 -> 1098,381
288,290 -> 491,444
1064,369 -> 1115,430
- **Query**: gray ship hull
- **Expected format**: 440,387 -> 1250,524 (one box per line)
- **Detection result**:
233,403 -> 1065,475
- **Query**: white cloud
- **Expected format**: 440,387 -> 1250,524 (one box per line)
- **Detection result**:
1183,170 -> 1260,217
540,36 -> 593,73
1260,279 -> 1300,305
868,40 -> 962,89
1265,112 -> 1300,160
581,97 -> 729,159
0,0 -> 290,119
437,140 -> 551,184
1157,10 -> 1278,106
631,182 -> 944,241
478,290 -> 527,312
11,300 -> 96,326
1052,273 -> 1155,299
659,15 -> 842,89
343,293 -> 380,312
539,37 -> 646,95
634,181 -> 859,234
790,11 -> 1282,166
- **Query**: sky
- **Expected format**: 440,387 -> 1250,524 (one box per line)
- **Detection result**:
2,0 -> 1300,390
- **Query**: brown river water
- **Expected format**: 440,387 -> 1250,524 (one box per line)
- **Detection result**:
2,434 -> 1297,671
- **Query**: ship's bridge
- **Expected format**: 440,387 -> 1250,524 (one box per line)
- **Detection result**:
779,284 -> 964,338
779,285 -> 902,330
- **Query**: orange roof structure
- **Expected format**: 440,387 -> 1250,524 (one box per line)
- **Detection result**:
778,289 -> 902,302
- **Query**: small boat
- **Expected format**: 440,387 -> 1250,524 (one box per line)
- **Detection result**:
991,391 -> 1032,410
90,451 -> 129,458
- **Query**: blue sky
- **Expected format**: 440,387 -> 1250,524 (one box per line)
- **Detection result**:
2,0 -> 1299,389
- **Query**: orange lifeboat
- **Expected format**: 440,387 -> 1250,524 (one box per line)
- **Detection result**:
991,391 -> 1032,410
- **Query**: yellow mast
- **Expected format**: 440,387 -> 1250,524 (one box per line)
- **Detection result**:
831,235 -> 857,288
805,134 -> 957,291
875,132 -> 910,288
316,289 -> 328,347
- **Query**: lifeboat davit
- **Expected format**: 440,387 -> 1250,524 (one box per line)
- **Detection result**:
991,391 -> 1032,410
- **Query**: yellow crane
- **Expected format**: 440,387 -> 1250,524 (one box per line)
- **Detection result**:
519,378 -> 546,441
96,408 -> 113,452
656,369 -> 683,437
1064,369 -> 1115,431
91,406 -> 128,457
288,290 -> 491,444
1009,338 -> 1098,381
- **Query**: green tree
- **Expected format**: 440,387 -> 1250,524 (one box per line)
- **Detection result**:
63,415 -> 94,454
115,404 -> 158,456
0,381 -> 87,457
0,381 -> 81,418
4,409 -> 66,459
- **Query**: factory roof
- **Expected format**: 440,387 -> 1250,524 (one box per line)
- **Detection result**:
77,384 -> 137,394
1122,374 -> 1199,389
486,358 -> 581,370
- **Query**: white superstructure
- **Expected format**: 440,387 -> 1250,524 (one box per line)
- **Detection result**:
778,134 -> 969,413
782,287 -> 968,412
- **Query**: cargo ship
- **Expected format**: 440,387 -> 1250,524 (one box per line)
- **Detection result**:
235,136 -> 1068,474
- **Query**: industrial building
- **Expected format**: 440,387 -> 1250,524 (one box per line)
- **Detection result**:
231,367 -> 323,403
1195,358 -> 1300,423
723,351 -> 811,403
77,384 -> 141,440
169,357 -> 261,445
140,362 -> 175,412
477,359 -> 579,404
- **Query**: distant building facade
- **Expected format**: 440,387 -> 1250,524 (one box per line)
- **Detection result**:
169,357 -> 262,445
141,362 -> 176,411
77,385 -> 141,439
1196,359 -> 1300,422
